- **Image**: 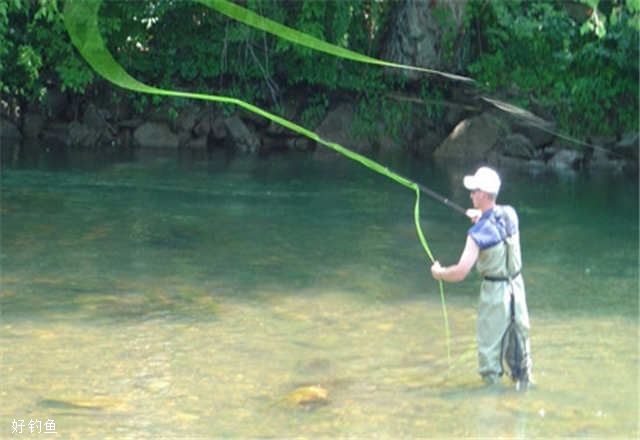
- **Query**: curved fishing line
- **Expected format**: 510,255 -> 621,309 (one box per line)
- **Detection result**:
413,189 -> 451,363
64,0 -> 452,365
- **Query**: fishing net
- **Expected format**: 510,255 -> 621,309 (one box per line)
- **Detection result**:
501,294 -> 532,386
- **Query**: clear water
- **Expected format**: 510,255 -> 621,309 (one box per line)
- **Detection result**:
1,148 -> 638,439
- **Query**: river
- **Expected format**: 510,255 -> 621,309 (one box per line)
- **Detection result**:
1,147 -> 638,439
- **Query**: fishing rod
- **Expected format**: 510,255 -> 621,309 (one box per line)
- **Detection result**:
382,166 -> 467,216
416,182 -> 467,216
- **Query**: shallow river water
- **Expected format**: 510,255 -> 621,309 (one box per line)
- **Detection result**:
1,148 -> 638,439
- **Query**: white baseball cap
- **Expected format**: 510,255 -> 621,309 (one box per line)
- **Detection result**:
463,166 -> 501,195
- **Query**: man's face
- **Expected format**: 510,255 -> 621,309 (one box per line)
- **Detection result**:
469,189 -> 485,208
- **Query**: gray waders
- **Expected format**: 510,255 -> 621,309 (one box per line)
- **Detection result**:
476,234 -> 532,387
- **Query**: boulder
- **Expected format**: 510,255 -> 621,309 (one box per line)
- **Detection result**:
434,113 -> 503,160
613,132 -> 639,160
411,131 -> 445,157
117,119 -> 144,130
177,130 -> 193,148
193,118 -> 211,139
83,104 -> 111,131
224,115 -> 260,153
1,118 -> 22,140
211,116 -> 227,140
184,136 -> 208,150
193,107 -> 216,138
511,120 -> 556,149
588,147 -> 625,171
74,104 -> 116,148
133,122 -> 179,149
481,95 -> 556,149
502,133 -> 536,159
194,109 -> 228,141
285,137 -> 313,152
266,99 -> 300,135
239,108 -> 269,129
174,108 -> 198,134
68,121 -> 101,148
117,128 -> 133,149
548,149 -> 583,170
616,132 -> 639,149
315,102 -> 369,153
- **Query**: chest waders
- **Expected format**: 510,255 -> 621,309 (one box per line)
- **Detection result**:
487,241 -> 529,386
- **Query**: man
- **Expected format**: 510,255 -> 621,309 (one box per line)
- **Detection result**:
430,166 -> 532,389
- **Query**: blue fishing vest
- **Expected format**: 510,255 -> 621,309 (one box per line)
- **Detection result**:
468,205 -> 519,251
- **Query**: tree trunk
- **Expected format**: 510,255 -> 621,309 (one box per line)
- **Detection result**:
382,0 -> 467,81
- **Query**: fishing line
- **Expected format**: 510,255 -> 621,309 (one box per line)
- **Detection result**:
197,0 -> 474,84
64,0 -> 466,365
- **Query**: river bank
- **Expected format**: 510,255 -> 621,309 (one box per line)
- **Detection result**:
1,90 -> 638,176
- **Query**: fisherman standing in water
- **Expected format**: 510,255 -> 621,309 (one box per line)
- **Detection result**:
431,167 -> 532,389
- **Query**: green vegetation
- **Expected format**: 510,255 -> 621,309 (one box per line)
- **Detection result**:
466,0 -> 639,136
0,0 -> 94,102
1,0 -> 638,140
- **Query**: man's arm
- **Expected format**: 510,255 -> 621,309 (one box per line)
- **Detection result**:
431,235 -> 479,283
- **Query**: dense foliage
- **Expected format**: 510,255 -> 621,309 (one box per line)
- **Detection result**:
466,0 -> 639,136
1,0 -> 638,139
95,0 -> 396,128
0,1 -> 94,100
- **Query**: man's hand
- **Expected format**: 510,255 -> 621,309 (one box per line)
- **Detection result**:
431,261 -> 444,280
430,235 -> 479,283
466,209 -> 482,224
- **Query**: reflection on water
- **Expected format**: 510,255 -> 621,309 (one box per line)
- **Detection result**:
1,148 -> 638,439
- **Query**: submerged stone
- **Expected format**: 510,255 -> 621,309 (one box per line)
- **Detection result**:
279,385 -> 329,408
39,395 -> 123,410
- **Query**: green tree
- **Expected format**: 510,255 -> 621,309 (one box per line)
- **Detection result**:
2,0 -> 636,145
465,0 -> 639,137
0,0 -> 94,108
96,0 -> 396,131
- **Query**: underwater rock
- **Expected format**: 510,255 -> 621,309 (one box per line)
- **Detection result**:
39,395 -> 124,411
279,385 -> 329,407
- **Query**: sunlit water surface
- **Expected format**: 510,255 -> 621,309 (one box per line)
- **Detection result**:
1,148 -> 638,439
